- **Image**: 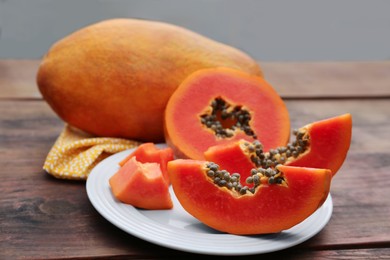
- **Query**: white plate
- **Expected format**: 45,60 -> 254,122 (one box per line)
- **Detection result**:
86,144 -> 333,256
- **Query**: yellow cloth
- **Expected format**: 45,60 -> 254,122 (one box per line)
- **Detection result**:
43,125 -> 141,180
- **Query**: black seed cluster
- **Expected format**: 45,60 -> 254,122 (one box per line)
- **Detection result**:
247,167 -> 284,185
200,97 -> 257,139
204,128 -> 310,196
244,129 -> 310,168
206,162 -> 256,195
205,162 -> 285,196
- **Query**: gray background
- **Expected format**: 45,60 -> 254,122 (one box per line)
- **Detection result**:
0,0 -> 389,61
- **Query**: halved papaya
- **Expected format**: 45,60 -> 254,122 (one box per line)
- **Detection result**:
164,67 -> 290,160
109,157 -> 173,210
204,113 -> 352,185
168,159 -> 331,235
119,143 -> 174,183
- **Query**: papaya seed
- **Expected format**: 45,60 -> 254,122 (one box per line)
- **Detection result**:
207,170 -> 214,177
209,164 -> 218,172
246,176 -> 254,184
231,173 -> 240,179
218,179 -> 227,187
239,186 -> 248,195
223,171 -> 230,180
230,176 -> 238,182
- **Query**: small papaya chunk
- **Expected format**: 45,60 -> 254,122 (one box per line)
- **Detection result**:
119,143 -> 174,183
168,159 -> 331,235
109,157 -> 173,210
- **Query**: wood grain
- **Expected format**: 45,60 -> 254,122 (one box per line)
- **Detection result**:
1,60 -> 389,259
262,61 -> 390,98
1,98 -> 389,259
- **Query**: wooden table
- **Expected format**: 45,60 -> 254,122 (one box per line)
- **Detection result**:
1,60 -> 390,259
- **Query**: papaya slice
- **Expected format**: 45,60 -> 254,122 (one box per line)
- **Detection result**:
204,113 -> 352,184
109,157 -> 173,210
119,143 -> 174,183
286,113 -> 352,175
168,159 -> 331,235
164,67 -> 290,160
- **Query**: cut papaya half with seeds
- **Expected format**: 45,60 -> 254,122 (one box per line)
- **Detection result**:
168,159 -> 332,235
164,67 -> 290,160
204,113 -> 352,185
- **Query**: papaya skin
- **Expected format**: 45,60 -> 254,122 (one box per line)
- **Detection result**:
37,18 -> 263,142
168,159 -> 331,235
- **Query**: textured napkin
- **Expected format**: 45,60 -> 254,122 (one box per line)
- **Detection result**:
43,124 -> 140,180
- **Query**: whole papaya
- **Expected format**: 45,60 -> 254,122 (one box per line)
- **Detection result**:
37,18 -> 262,142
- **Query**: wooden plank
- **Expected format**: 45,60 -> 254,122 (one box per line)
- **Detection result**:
287,99 -> 390,247
262,61 -> 390,98
0,98 -> 389,259
1,60 -> 390,99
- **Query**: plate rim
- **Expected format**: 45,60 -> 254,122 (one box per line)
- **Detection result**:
86,145 -> 333,256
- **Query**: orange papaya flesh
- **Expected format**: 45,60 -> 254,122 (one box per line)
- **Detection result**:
164,67 -> 290,160
286,113 -> 352,176
204,113 -> 352,179
118,143 -> 174,183
204,139 -> 258,187
109,157 -> 173,210
168,159 -> 331,235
